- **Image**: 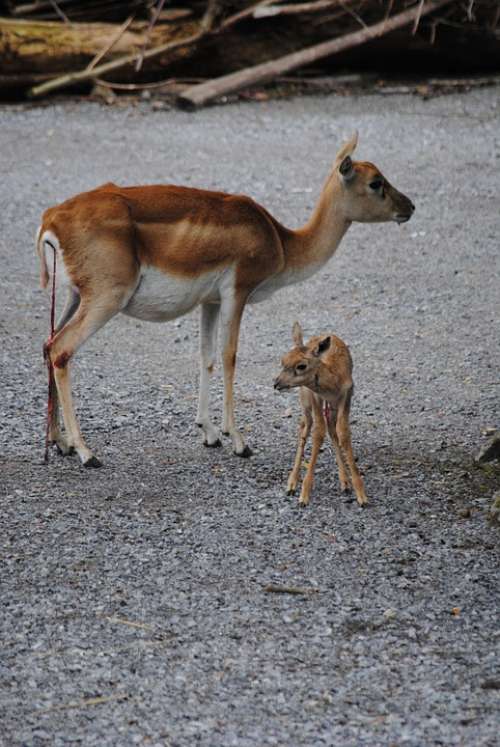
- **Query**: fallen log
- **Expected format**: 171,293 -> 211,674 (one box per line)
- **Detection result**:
28,0 -> 219,97
0,16 -> 198,75
177,0 -> 454,108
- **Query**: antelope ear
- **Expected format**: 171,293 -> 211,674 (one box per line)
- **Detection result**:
313,336 -> 331,357
292,321 -> 304,347
339,155 -> 355,182
335,131 -> 358,163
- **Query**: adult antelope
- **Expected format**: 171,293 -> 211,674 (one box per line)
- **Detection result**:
37,132 -> 414,467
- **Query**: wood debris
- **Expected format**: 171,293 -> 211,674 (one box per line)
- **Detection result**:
0,1 -> 498,103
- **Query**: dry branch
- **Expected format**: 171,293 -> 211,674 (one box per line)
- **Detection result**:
28,0 -> 218,97
85,14 -> 135,72
177,0 -> 454,108
253,0 -> 349,19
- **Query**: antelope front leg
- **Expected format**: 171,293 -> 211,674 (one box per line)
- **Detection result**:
299,401 -> 326,506
219,292 -> 251,457
196,303 -> 222,447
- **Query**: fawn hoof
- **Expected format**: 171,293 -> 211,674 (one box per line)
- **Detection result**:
235,445 -> 253,458
204,438 -> 222,448
83,456 -> 102,469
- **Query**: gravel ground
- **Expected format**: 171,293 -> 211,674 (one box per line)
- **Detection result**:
1,89 -> 499,747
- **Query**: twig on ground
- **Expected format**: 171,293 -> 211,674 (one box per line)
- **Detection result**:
94,77 -> 202,91
103,616 -> 152,629
264,584 -> 320,595
33,692 -> 130,716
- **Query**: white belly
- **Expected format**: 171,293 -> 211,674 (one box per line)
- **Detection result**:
122,266 -> 222,322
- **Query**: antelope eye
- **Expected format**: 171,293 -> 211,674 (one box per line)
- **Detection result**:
296,363 -> 307,373
369,179 -> 383,190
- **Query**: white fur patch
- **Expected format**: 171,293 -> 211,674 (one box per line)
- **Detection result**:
40,229 -> 72,289
122,265 -> 225,322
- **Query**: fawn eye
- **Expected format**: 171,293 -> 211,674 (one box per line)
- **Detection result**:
296,363 -> 307,373
369,179 -> 383,190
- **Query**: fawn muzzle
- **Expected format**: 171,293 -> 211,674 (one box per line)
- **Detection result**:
274,375 -> 289,391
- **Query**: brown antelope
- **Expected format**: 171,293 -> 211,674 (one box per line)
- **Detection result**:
37,132 -> 414,467
274,322 -> 367,507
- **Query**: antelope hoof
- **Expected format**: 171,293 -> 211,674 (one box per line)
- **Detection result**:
298,496 -> 310,507
286,487 -> 296,496
56,443 -> 75,457
204,438 -> 222,448
83,456 -> 102,469
356,494 -> 368,507
50,437 -> 75,457
235,445 -> 253,458
340,482 -> 352,494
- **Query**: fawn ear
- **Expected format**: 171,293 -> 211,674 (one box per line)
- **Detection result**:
292,321 -> 304,347
313,336 -> 331,357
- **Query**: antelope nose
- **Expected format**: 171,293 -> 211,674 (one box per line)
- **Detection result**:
410,200 -> 415,212
274,377 -> 282,390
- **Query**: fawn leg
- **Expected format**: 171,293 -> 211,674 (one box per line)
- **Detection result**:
287,398 -> 312,495
299,398 -> 326,506
327,412 -> 351,493
336,390 -> 368,506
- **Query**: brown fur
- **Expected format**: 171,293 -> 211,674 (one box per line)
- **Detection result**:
275,322 -> 368,506
41,183 -> 285,294
37,133 -> 413,466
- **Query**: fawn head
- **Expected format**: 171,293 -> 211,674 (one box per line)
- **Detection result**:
274,322 -> 331,391
334,132 -> 415,224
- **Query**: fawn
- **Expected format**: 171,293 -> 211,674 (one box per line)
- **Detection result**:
274,322 -> 368,507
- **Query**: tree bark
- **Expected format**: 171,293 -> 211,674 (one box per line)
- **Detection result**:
0,16 -> 198,74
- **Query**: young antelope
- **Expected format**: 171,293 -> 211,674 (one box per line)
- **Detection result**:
274,322 -> 368,507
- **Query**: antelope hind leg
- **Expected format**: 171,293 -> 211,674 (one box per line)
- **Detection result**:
196,303 -> 222,448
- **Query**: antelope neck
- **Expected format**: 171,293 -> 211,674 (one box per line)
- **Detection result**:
283,175 -> 351,273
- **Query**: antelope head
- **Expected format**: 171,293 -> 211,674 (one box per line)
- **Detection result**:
334,132 -> 415,224
274,322 -> 331,392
